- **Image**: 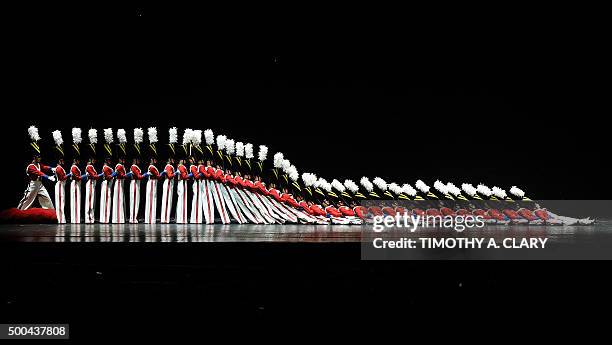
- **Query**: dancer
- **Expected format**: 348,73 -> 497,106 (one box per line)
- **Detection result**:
18,126 -> 55,210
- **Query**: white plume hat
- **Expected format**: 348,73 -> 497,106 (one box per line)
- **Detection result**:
415,180 -> 430,193
510,186 -> 525,198
273,152 -> 284,168
344,179 -> 359,193
258,145 -> 268,162
244,143 -> 254,159
235,142 -> 244,157
169,127 -> 178,144
360,177 -> 374,192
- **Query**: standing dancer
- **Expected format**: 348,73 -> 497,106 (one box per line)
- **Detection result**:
160,127 -> 177,223
112,128 -> 128,223
128,128 -> 145,223
99,128 -> 114,224
83,129 -> 100,224
189,130 -> 203,224
175,157 -> 190,224
200,129 -> 216,224
144,127 -> 160,224
69,128 -> 83,223
18,126 -> 56,210
51,130 -> 68,223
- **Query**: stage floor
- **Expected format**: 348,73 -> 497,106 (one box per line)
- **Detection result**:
0,223 -> 364,242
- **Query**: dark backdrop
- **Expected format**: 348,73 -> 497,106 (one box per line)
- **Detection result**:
3,4 -> 609,210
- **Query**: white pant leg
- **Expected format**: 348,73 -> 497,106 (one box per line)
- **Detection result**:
84,179 -> 96,223
99,179 -> 113,223
219,183 -> 244,224
160,179 -> 174,223
200,179 -> 214,224
145,179 -> 158,224
190,180 -> 202,223
70,180 -> 81,223
17,180 -> 43,210
129,180 -> 141,223
176,180 -> 188,223
210,180 -> 230,224
112,179 -> 125,223
55,180 -> 66,223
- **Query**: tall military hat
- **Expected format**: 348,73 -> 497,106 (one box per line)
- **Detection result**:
256,145 -> 268,177
203,129 -> 215,162
272,152 -> 284,183
132,127 -> 144,158
215,134 -> 226,166
223,138 -> 235,167
243,142 -> 255,172
103,128 -> 114,158
147,127 -> 159,158
301,172 -> 318,201
51,129 -> 65,161
331,179 -> 351,203
167,127 -> 178,159
71,127 -> 83,159
344,179 -> 367,200
461,183 -> 481,200
415,179 -> 436,200
434,180 -> 455,201
192,129 -> 203,160
180,128 -> 194,160
27,125 -> 42,157
116,128 -> 128,158
87,128 -> 98,161
360,177 -> 379,199
373,177 -> 394,199
234,141 -> 245,171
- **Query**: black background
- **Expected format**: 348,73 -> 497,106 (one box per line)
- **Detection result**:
1,4 -> 610,340
3,3 -> 610,211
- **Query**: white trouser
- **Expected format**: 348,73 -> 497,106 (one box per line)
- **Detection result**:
70,180 -> 81,223
17,180 -> 54,210
54,180 -> 66,223
160,178 -> 174,223
175,179 -> 188,223
190,180 -> 203,223
144,178 -> 158,224
200,178 -> 214,224
99,179 -> 114,223
210,180 -> 230,224
219,183 -> 244,224
129,179 -> 141,223
84,179 -> 97,223
112,179 -> 126,223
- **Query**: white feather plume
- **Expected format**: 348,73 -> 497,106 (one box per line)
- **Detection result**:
134,128 -> 144,144
258,145 -> 268,161
388,183 -> 402,195
461,183 -> 477,197
287,165 -> 299,182
244,143 -> 254,159
401,184 -> 417,197
477,184 -> 492,197
360,177 -> 374,192
446,182 -> 461,196
204,129 -> 214,145
169,127 -> 178,144
510,186 -> 525,198
182,129 -> 193,145
434,180 -> 448,194
148,127 -> 158,144
72,128 -> 82,144
225,138 -> 235,154
192,130 -> 202,145
216,135 -> 226,150
88,129 -> 97,144
28,126 -> 41,142
235,142 -> 244,157
331,179 -> 346,192
317,178 -> 331,192
491,186 -> 507,199
104,128 -> 113,144
415,180 -> 430,193
117,129 -> 127,144
344,179 -> 359,193
373,177 -> 388,191
302,173 -> 317,187
281,159 -> 291,172
273,152 -> 284,168
52,130 -> 63,146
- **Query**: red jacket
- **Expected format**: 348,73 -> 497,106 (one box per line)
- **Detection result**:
299,201 -> 314,215
369,206 -> 384,216
382,207 -> 396,216
268,188 -> 283,203
254,181 -> 269,195
472,209 -> 492,220
177,165 -> 189,180
164,164 -> 175,179
281,193 -> 300,208
115,164 -> 126,179
534,209 -> 549,221
102,165 -> 114,181
148,165 -> 160,179
213,168 -> 224,182
325,205 -> 343,217
487,209 -> 505,221
503,209 -> 520,220
190,165 -> 200,180
26,163 -> 52,181
131,165 -> 144,180
199,165 -> 210,179
56,165 -> 68,181
310,204 -> 326,217
339,206 -> 355,217
86,164 -> 99,180
70,165 -> 81,181
225,174 -> 237,187
517,208 -> 538,221
354,206 -> 368,219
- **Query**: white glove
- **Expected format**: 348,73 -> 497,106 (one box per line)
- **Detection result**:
48,176 -> 56,182
51,167 -> 56,174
